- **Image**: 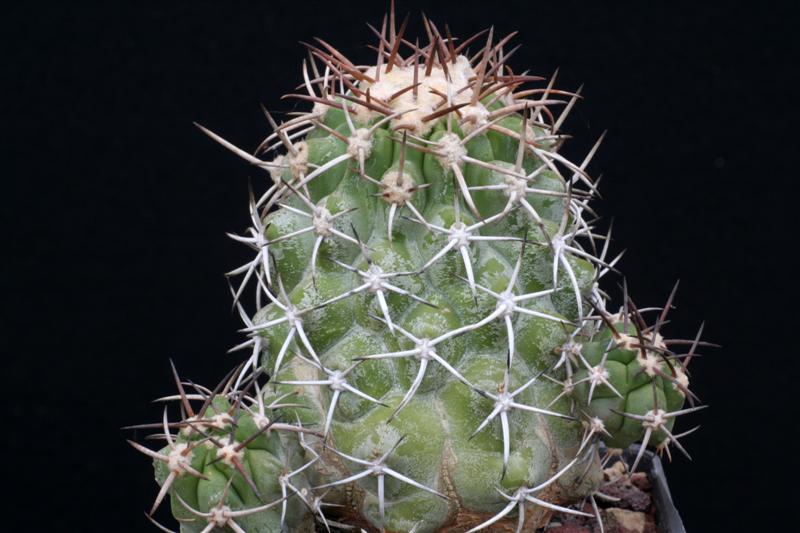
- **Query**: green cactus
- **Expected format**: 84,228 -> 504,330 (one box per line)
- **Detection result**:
128,6 -> 709,532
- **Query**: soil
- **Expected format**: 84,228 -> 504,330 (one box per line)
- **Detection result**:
539,460 -> 660,533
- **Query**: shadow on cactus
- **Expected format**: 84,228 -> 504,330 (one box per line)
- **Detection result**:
127,4 -> 714,532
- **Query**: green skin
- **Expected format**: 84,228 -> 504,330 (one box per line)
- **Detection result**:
571,327 -> 685,448
156,102 -> 685,532
154,397 -> 316,532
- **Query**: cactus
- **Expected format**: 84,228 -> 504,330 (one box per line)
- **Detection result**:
128,5 -> 711,532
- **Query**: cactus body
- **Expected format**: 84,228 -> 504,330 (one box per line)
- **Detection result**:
130,9 -> 707,533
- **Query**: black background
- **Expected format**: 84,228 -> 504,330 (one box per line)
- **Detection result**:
4,1 -> 798,531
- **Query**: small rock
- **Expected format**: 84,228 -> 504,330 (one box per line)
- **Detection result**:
543,525 -> 591,533
604,508 -> 646,533
603,460 -> 627,483
643,513 -> 658,533
630,472 -> 651,491
602,476 -> 651,512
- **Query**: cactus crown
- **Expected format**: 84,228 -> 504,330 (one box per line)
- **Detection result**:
128,4 -> 711,532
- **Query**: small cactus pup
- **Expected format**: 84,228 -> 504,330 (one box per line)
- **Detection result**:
127,5 -> 713,532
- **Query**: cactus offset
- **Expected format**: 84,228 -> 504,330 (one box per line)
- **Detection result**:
128,6 -> 711,532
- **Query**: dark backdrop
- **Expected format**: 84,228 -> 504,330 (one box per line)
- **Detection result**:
4,1 -> 797,531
